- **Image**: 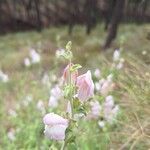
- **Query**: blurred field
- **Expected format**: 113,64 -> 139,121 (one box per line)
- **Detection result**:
0,23 -> 150,149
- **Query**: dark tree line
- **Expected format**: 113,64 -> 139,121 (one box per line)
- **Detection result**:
0,0 -> 150,48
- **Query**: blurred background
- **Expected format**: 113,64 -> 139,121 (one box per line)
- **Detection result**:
0,0 -> 150,48
0,0 -> 150,149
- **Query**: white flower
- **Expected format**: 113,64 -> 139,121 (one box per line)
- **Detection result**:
113,49 -> 120,62
100,80 -> 112,96
112,105 -> 119,117
94,69 -> 101,78
26,95 -> 33,102
103,96 -> 119,123
7,129 -> 16,141
55,49 -> 65,58
43,113 -> 68,141
0,70 -> 9,83
107,74 -> 113,82
48,85 -> 63,109
22,95 -> 32,106
98,121 -> 105,128
50,85 -> 62,100
48,96 -> 58,108
29,49 -> 41,64
24,57 -> 31,67
8,109 -> 17,117
116,61 -> 123,70
100,75 -> 114,96
37,100 -> 45,114
116,58 -> 124,70
87,101 -> 101,119
104,95 -> 114,108
142,50 -> 147,55
95,82 -> 101,91
42,73 -> 51,87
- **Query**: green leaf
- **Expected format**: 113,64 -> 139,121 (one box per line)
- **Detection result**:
66,41 -> 72,51
67,143 -> 78,150
64,85 -> 75,99
76,105 -> 87,115
64,50 -> 73,60
73,98 -> 80,109
49,145 -> 58,150
64,85 -> 71,99
70,64 -> 82,72
66,135 -> 76,143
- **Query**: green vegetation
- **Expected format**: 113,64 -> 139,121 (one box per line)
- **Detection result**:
0,24 -> 149,149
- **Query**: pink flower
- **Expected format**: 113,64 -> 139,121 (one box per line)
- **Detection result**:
50,85 -> 62,100
100,75 -> 114,96
94,69 -> 101,78
48,85 -> 63,108
104,95 -> 114,108
63,63 -> 78,84
43,113 -> 68,140
76,70 -> 94,102
87,101 -> 101,119
48,96 -> 58,108
103,96 -> 119,123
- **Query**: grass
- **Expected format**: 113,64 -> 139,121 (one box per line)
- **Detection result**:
0,23 -> 150,149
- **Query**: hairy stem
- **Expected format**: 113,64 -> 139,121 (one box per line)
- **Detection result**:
60,140 -> 66,150
69,59 -> 74,119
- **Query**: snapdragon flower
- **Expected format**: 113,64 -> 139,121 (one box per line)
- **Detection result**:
63,63 -> 78,84
87,101 -> 101,119
50,85 -> 62,99
43,113 -> 68,141
100,75 -> 114,96
76,70 -> 94,102
103,95 -> 119,123
48,85 -> 62,108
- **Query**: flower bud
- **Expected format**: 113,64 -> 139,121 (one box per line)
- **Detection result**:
76,70 -> 94,102
63,63 -> 78,84
43,113 -> 68,140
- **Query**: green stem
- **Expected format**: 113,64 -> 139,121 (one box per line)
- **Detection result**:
69,59 -> 74,119
63,58 -> 75,150
60,140 -> 66,150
